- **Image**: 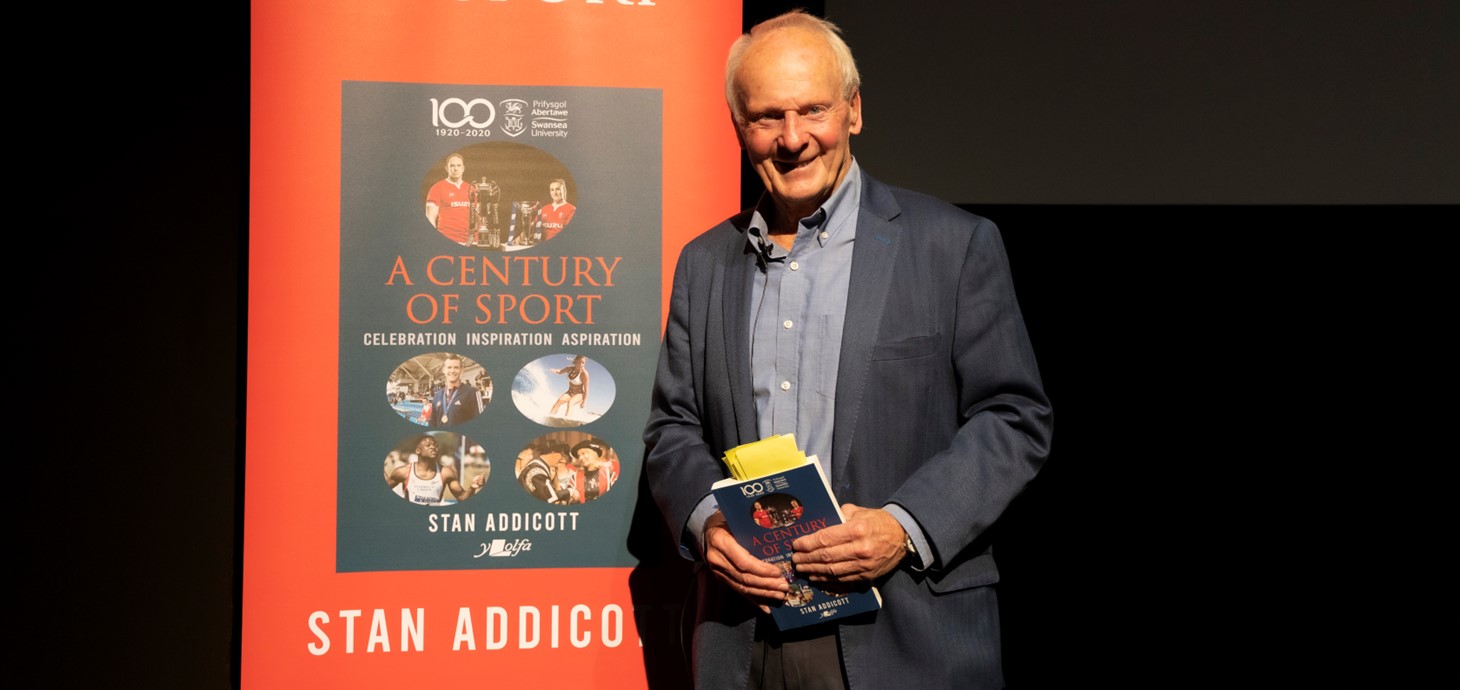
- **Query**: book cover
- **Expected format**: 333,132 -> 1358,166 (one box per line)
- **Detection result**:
711,459 -> 882,630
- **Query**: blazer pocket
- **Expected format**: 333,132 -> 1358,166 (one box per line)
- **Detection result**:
925,552 -> 1000,594
870,333 -> 940,361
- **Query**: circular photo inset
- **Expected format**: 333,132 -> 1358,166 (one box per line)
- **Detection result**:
511,354 -> 614,427
786,581 -> 816,607
421,142 -> 577,251
512,431 -> 620,505
383,431 -> 490,506
386,353 -> 492,427
749,492 -> 806,530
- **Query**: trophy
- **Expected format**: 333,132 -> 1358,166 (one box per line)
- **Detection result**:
471,177 -> 505,249
511,200 -> 542,247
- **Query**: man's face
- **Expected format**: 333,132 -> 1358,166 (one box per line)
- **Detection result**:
549,182 -> 566,203
417,438 -> 439,458
734,28 -> 862,221
446,156 -> 464,182
442,358 -> 462,386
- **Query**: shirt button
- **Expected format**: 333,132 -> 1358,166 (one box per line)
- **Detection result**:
782,319 -> 793,329
780,381 -> 791,391
789,261 -> 800,271
820,232 -> 829,240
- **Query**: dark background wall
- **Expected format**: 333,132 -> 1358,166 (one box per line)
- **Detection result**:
50,2 -> 1447,688
829,1 -> 1458,204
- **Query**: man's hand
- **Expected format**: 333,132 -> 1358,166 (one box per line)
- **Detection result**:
704,511 -> 787,613
471,472 -> 486,490
790,504 -> 909,588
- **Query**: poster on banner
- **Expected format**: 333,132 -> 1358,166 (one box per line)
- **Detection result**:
339,81 -> 659,572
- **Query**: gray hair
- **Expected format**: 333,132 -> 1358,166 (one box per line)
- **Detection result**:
724,10 -> 861,125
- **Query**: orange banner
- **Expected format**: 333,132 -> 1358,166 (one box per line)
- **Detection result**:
246,2 -> 741,686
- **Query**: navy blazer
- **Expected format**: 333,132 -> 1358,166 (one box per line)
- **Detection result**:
428,383 -> 479,428
644,173 -> 1053,689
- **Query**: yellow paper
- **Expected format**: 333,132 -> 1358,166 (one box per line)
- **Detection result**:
721,434 -> 808,480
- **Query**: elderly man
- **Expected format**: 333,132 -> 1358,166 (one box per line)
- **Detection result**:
643,10 -> 1052,690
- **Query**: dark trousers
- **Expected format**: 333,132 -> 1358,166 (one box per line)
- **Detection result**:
747,623 -> 847,690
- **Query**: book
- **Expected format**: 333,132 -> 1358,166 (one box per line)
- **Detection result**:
710,454 -> 883,630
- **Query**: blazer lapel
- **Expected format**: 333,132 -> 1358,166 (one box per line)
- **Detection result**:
831,175 -> 904,485
721,220 -> 762,446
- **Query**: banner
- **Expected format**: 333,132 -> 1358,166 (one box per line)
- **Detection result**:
246,2 -> 741,686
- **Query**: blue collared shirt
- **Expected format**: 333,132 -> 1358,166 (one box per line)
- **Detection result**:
688,161 -> 932,567
746,163 -> 860,468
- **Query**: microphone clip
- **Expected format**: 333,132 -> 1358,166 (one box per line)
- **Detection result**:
753,237 -> 783,272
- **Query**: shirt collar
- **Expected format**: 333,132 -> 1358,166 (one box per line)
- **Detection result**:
745,159 -> 862,257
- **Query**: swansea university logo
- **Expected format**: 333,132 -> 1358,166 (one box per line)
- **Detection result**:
499,99 -> 528,137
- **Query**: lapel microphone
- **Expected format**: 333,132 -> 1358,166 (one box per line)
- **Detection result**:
753,237 -> 784,272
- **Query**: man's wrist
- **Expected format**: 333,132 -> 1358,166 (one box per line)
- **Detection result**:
901,532 -> 918,559
883,503 -> 930,570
